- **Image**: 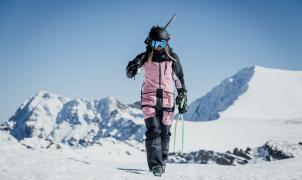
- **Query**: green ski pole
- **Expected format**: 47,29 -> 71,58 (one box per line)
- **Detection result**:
174,91 -> 186,154
179,96 -> 186,155
173,115 -> 179,152
181,114 -> 184,155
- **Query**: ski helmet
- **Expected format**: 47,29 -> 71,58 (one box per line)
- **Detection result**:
145,26 -> 170,45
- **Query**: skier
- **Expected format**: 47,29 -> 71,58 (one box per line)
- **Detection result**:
126,23 -> 188,176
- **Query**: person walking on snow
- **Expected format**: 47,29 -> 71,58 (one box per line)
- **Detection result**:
126,25 -> 188,177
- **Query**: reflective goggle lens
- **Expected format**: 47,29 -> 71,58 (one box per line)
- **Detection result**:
151,40 -> 167,48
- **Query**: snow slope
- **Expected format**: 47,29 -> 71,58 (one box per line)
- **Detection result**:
185,66 -> 302,121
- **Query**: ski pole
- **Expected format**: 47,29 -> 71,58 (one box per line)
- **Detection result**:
180,114 -> 184,155
173,114 -> 179,152
179,96 -> 185,155
173,113 -> 185,155
174,94 -> 186,154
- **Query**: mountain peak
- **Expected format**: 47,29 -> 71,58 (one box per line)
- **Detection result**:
35,90 -> 51,97
32,90 -> 59,100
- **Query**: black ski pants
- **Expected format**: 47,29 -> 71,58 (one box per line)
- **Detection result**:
144,114 -> 171,170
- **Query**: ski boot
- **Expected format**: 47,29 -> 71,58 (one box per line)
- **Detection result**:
152,165 -> 163,177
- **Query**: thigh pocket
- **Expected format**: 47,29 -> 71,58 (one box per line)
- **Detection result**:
162,111 -> 174,125
141,93 -> 156,106
163,91 -> 174,108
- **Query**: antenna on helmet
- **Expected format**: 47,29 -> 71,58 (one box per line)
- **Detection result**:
163,14 -> 176,30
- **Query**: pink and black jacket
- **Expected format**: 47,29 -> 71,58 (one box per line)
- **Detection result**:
127,48 -> 186,125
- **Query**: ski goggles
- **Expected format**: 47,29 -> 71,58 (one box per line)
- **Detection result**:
151,40 -> 167,49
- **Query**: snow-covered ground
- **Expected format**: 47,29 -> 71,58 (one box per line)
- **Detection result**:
1,65 -> 302,179
1,131 -> 302,180
172,117 -> 302,152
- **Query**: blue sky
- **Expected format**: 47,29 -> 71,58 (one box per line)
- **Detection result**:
0,0 -> 302,123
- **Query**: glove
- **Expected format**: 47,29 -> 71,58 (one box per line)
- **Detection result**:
176,88 -> 188,114
126,57 -> 143,78
126,61 -> 138,78
135,57 -> 144,68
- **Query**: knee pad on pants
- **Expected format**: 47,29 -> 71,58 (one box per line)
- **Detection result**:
144,116 -> 161,139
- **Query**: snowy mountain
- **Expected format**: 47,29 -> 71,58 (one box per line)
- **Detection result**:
1,91 -> 145,147
184,65 -> 302,121
1,65 -> 302,150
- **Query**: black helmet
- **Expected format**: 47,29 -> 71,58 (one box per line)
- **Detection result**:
145,26 -> 170,44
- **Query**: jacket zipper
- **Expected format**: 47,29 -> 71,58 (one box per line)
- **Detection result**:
159,62 -> 161,89
164,63 -> 167,75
